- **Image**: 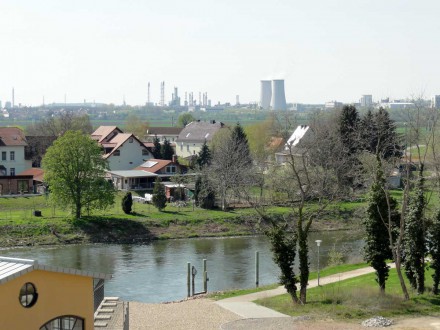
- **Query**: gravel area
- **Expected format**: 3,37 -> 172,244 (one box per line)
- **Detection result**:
362,316 -> 394,327
129,299 -> 241,330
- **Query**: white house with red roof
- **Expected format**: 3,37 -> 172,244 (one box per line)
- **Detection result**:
0,127 -> 32,176
91,126 -> 153,171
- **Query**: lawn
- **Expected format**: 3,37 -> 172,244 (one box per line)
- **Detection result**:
255,268 -> 440,320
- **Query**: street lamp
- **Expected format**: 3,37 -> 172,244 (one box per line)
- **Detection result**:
315,240 -> 322,286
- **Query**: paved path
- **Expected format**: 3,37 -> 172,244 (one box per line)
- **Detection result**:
216,265 -> 384,319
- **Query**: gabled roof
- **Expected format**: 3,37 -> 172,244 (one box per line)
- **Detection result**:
19,168 -> 44,182
0,127 -> 28,147
146,127 -> 183,135
176,120 -> 225,143
91,126 -> 123,143
103,133 -> 149,159
134,159 -> 174,173
0,256 -> 111,285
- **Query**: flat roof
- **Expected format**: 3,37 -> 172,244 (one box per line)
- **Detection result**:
0,256 -> 111,285
108,170 -> 158,178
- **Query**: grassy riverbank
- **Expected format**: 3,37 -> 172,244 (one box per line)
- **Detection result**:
0,194 -> 364,247
255,268 -> 440,321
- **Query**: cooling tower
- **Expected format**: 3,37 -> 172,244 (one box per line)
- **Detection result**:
271,79 -> 287,111
260,80 -> 272,110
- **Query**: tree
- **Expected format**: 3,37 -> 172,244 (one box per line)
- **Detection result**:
403,170 -> 427,294
428,210 -> 440,294
196,141 -> 211,168
152,177 -> 167,211
363,159 -> 399,294
152,135 -> 162,159
26,111 -> 93,136
122,192 -> 133,214
231,123 -> 252,166
43,130 -> 115,219
161,138 -> 174,160
124,114 -> 149,140
177,112 -> 195,128
196,175 -> 216,209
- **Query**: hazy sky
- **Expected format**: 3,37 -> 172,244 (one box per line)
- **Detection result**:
1,0 -> 439,106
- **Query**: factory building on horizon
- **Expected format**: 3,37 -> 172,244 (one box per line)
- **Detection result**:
259,79 -> 287,111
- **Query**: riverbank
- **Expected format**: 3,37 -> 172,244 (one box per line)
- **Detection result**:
0,195 -> 364,247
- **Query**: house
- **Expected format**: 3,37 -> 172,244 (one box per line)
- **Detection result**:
144,127 -> 183,143
275,125 -> 312,164
91,126 -> 153,171
0,256 -> 111,330
0,127 -> 32,176
107,158 -> 187,191
18,167 -> 45,193
175,120 -> 225,158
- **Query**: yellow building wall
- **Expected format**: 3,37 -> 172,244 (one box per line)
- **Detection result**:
0,269 -> 94,330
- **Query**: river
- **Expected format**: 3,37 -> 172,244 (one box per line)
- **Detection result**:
0,231 -> 364,302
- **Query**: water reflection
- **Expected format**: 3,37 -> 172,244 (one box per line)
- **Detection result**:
0,233 -> 363,303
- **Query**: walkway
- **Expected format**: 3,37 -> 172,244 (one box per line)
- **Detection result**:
215,265 -> 382,318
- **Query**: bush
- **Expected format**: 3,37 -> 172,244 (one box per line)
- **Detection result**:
121,192 -> 133,214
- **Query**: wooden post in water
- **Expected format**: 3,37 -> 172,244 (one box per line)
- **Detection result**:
203,259 -> 208,293
187,262 -> 191,298
255,251 -> 259,288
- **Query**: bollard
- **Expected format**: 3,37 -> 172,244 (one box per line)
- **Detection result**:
203,259 -> 208,293
255,251 -> 259,288
192,266 -> 197,296
187,262 -> 191,298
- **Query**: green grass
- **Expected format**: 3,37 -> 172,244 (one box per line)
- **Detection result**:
255,268 -> 440,320
210,262 -> 368,300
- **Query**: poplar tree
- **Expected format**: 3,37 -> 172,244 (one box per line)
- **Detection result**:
152,135 -> 162,159
161,138 -> 174,160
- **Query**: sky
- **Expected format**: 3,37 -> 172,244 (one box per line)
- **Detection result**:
1,0 -> 439,106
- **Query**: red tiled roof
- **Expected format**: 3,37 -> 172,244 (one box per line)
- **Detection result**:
134,159 -> 173,173
19,168 -> 44,182
0,127 -> 28,146
91,126 -> 122,143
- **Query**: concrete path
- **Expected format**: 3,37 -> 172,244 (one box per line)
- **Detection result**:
216,265 -> 391,319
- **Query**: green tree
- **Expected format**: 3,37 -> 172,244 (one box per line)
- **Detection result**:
122,191 -> 133,214
152,135 -> 162,159
403,169 -> 427,294
428,209 -> 440,294
43,130 -> 115,219
196,141 -> 211,168
161,138 -> 174,160
231,123 -> 252,165
26,111 -> 93,136
124,114 -> 149,140
363,159 -> 399,294
152,177 -> 167,211
177,112 -> 195,128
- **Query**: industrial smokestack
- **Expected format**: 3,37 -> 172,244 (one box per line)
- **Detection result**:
271,79 -> 287,111
260,80 -> 272,110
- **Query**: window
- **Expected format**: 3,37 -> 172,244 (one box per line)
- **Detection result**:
129,138 -> 133,143
1,151 -> 5,161
10,168 -> 15,176
10,151 -> 15,161
187,144 -> 190,152
40,316 -> 84,330
113,150 -> 120,156
166,166 -> 176,173
19,282 -> 38,308
142,149 -> 149,156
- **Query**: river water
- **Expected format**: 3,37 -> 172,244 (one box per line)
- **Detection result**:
0,232 -> 364,302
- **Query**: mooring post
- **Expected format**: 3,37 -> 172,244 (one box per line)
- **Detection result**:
203,259 -> 208,293
255,251 -> 259,288
187,262 -> 191,298
191,266 -> 197,296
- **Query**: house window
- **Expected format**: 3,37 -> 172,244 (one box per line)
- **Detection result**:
166,166 -> 176,173
1,151 -> 5,161
129,138 -> 133,143
142,149 -> 149,156
114,150 -> 120,156
10,151 -> 15,161
19,282 -> 38,308
40,316 -> 84,330
187,144 -> 190,152
10,168 -> 15,176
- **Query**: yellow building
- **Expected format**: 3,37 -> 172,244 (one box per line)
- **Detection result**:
0,256 -> 111,330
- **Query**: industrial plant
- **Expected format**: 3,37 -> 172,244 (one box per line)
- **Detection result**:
260,79 -> 287,111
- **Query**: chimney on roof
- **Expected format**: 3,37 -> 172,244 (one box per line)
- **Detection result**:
172,154 -> 177,163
